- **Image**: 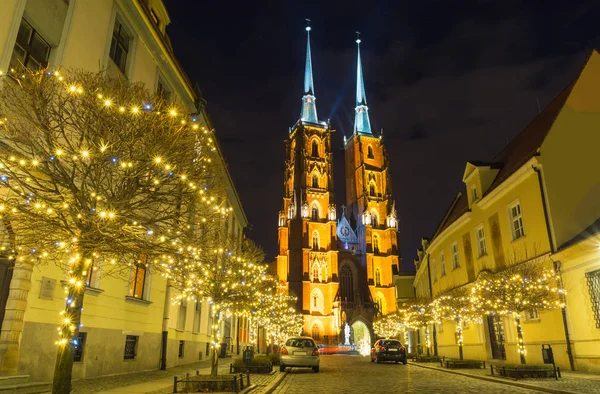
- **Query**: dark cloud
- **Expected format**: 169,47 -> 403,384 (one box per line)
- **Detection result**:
164,0 -> 600,270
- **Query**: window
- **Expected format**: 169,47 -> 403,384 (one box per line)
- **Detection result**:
312,231 -> 319,250
124,335 -> 138,360
312,141 -> 319,157
367,145 -> 374,159
440,252 -> 446,276
193,301 -> 201,334
312,175 -> 319,188
312,324 -> 320,341
471,186 -> 478,202
340,264 -> 354,302
313,294 -> 317,308
372,235 -> 379,254
177,300 -> 187,331
451,243 -> 460,269
109,19 -> 131,74
9,20 -> 51,70
476,225 -> 487,257
585,269 -> 600,328
129,258 -> 146,299
375,268 -> 381,286
372,213 -> 378,227
369,183 -> 376,196
157,79 -> 171,102
525,308 -> 539,321
86,261 -> 100,288
509,201 -> 525,240
312,264 -> 319,282
73,332 -> 86,362
178,340 -> 185,358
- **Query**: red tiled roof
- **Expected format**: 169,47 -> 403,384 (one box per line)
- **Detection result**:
430,81 -> 575,242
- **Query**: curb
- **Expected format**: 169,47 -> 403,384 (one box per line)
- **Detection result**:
259,371 -> 288,394
408,362 -> 581,394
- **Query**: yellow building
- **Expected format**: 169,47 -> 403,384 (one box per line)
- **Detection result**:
275,28 -> 401,350
0,0 -> 251,383
413,50 -> 600,371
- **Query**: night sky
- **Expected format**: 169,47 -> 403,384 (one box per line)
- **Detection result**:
164,0 -> 599,271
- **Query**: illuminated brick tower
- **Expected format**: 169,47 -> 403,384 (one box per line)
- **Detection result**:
276,27 -> 399,349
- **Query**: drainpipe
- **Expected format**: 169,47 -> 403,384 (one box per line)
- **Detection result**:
534,166 -> 575,370
425,256 -> 438,356
160,280 -> 173,370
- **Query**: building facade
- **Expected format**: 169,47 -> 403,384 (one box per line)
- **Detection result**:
412,51 -> 600,372
275,28 -> 400,350
0,0 -> 252,383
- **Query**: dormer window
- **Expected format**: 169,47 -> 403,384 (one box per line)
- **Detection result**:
471,185 -> 478,202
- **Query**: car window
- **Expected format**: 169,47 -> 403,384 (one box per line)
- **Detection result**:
381,340 -> 401,346
285,338 -> 315,348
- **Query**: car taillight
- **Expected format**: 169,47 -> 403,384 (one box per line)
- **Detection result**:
281,347 -> 288,355
379,346 -> 386,352
312,348 -> 320,356
400,346 -> 406,352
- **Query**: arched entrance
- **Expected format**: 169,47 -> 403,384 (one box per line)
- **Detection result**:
352,320 -> 371,356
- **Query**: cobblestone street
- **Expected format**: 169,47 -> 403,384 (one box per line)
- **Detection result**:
272,355 -> 542,394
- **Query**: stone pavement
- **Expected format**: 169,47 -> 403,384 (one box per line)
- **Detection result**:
272,354 -> 544,393
411,361 -> 600,394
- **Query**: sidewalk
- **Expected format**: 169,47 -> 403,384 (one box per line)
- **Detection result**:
409,361 -> 600,394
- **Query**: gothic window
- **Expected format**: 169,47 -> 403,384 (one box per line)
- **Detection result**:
367,145 -> 374,159
372,213 -> 378,227
312,263 -> 319,282
375,268 -> 381,286
312,140 -> 319,157
373,235 -> 380,254
312,324 -> 320,341
312,174 -> 319,188
311,289 -> 324,314
311,207 -> 319,221
340,264 -> 354,302
312,231 -> 319,250
369,182 -> 376,196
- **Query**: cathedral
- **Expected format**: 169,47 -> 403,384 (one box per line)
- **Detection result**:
275,25 -> 400,349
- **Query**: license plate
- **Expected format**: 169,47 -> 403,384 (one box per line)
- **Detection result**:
389,349 -> 398,352
293,351 -> 307,355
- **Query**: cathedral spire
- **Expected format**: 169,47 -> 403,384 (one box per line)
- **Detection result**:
300,21 -> 318,123
354,33 -> 372,135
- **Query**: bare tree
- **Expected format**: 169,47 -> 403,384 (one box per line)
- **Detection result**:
0,69 -> 222,393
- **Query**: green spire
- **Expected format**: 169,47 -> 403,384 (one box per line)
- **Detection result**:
354,34 -> 372,135
300,22 -> 318,123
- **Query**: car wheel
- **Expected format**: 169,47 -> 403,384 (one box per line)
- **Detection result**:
313,366 -> 319,373
280,365 -> 285,372
376,357 -> 381,364
402,360 -> 408,365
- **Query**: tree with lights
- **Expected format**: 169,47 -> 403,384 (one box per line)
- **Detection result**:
471,261 -> 564,364
166,238 -> 267,376
431,286 -> 480,360
373,312 -> 404,339
0,69 -> 224,393
255,288 -> 303,349
398,300 -> 438,357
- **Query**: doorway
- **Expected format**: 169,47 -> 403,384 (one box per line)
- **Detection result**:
487,315 -> 506,360
352,320 -> 371,356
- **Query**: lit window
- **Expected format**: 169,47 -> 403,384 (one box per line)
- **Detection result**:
9,19 -> 50,70
440,252 -> 446,276
109,20 -> 131,74
367,145 -> 374,159
451,243 -> 460,269
312,264 -> 319,282
525,308 -> 539,321
509,201 -> 525,240
129,257 -> 146,299
124,335 -> 138,360
375,268 -> 381,286
476,225 -> 487,257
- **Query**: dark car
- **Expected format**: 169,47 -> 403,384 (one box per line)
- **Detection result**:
370,339 -> 407,364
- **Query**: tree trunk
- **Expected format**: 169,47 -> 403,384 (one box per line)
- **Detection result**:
52,253 -> 89,393
515,314 -> 526,364
456,318 -> 464,360
425,326 -> 430,357
210,308 -> 221,377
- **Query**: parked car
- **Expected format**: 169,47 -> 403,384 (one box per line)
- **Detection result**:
370,339 -> 407,364
280,336 -> 320,372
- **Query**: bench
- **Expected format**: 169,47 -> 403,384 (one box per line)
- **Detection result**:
173,371 -> 250,393
441,358 -> 485,369
490,364 -> 560,380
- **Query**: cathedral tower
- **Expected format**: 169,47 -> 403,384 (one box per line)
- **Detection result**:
276,25 -> 340,343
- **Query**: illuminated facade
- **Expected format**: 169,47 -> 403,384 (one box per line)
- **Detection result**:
276,28 -> 400,346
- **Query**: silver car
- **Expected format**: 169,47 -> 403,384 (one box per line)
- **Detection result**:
280,336 -> 320,372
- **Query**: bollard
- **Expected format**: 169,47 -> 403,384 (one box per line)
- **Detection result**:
233,376 -> 238,393
483,361 -> 486,369
246,372 -> 250,387
173,376 -> 178,393
240,373 -> 244,390
196,370 -> 199,375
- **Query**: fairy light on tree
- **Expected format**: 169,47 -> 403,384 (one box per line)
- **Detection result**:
373,312 -> 404,339
470,261 -> 565,364
431,286 -> 480,360
254,287 -> 303,349
398,300 -> 438,357
0,68 -> 225,393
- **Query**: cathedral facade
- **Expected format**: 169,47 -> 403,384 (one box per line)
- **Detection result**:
275,26 -> 399,348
